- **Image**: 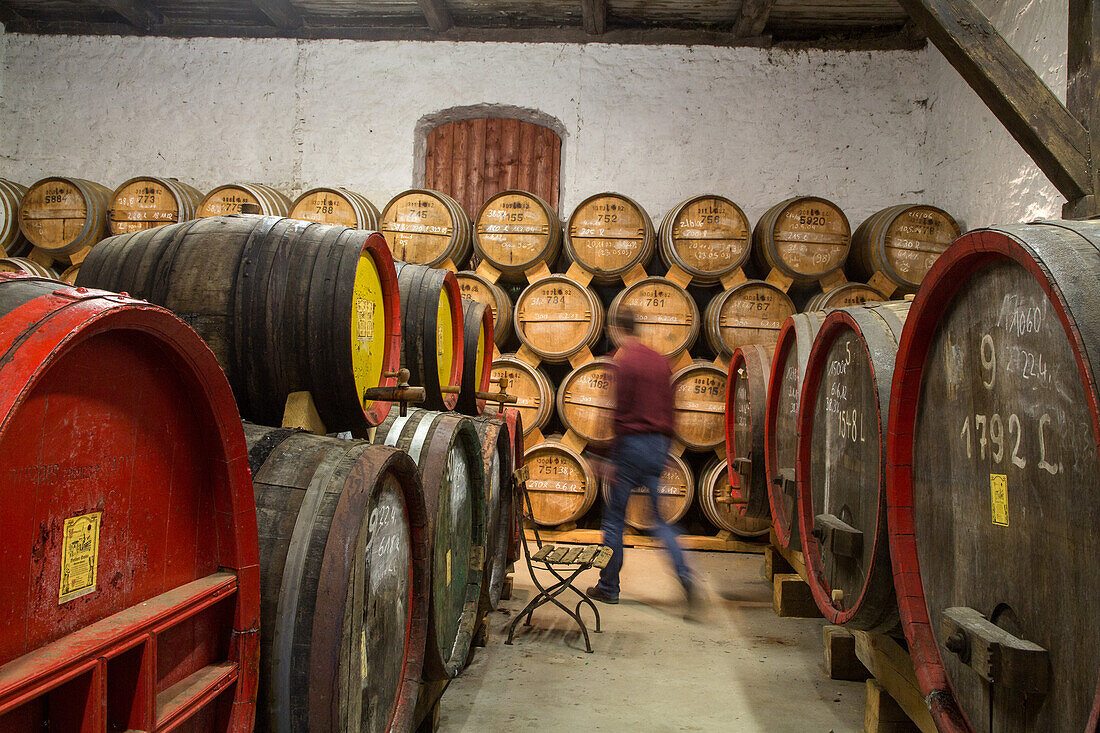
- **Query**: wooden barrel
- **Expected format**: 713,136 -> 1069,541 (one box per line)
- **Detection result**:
887,221 -> 1100,732
244,425 -> 430,733
607,276 -> 700,359
394,262 -> 465,412
702,279 -> 796,358
197,182 -> 291,217
804,282 -> 886,311
374,408 -> 486,680
473,190 -> 562,281
77,216 -> 401,433
600,452 -> 693,532
556,357 -> 616,446
751,196 -> 851,286
290,186 -> 381,229
724,345 -> 773,518
0,276 -> 259,731
697,456 -> 771,538
490,354 -> 553,437
657,194 -> 751,285
380,189 -> 472,269
107,176 -> 203,235
797,300 -> 910,633
523,436 -> 598,526
58,263 -> 80,284
496,407 -> 526,568
514,274 -> 604,363
764,312 -> 826,551
456,270 -> 514,349
0,257 -> 57,278
468,414 -> 515,612
18,177 -> 111,257
849,204 -> 960,295
564,192 -> 655,284
0,179 -> 30,257
671,359 -> 727,452
456,298 -> 494,416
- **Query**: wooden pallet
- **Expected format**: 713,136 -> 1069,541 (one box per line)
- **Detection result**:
524,527 -> 767,554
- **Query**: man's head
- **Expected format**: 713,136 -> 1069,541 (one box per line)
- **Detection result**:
610,306 -> 636,344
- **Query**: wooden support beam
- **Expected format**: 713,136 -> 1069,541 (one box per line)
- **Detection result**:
250,0 -> 302,30
897,0 -> 1091,209
1067,0 -> 1099,218
582,0 -> 607,35
0,3 -> 32,27
96,0 -> 162,30
416,0 -> 453,33
733,0 -> 775,37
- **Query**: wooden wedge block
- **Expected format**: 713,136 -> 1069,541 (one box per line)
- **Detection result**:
772,573 -> 821,618
823,625 -> 870,681
864,679 -> 919,733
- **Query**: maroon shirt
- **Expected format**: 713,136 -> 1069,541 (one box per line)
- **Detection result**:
613,340 -> 676,437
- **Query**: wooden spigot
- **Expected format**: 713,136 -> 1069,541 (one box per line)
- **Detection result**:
476,375 -> 518,415
362,369 -> 427,417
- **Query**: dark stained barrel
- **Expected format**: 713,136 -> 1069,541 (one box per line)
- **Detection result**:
394,262 -> 465,412
496,407 -> 526,568
887,221 -> 1100,733
373,409 -> 485,679
724,344 -> 773,519
76,215 -> 402,434
849,204 -> 960,296
468,414 -> 515,612
244,425 -> 429,733
0,275 -> 259,731
765,312 -> 826,552
797,301 -> 910,633
456,298 -> 494,416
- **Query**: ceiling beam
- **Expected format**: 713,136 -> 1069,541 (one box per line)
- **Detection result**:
250,0 -> 302,30
733,0 -> 775,37
1065,0 -> 1098,218
95,0 -> 162,30
582,0 -> 607,35
897,0 -> 1091,209
416,0 -> 453,33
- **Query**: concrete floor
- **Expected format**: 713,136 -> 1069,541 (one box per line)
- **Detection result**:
441,546 -> 864,732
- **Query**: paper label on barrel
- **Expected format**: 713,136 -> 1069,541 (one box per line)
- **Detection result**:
990,474 -> 1009,526
59,512 -> 101,604
356,298 -> 375,340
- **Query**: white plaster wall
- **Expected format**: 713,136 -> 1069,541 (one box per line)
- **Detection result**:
0,33 -> 929,227
923,0 -> 1069,228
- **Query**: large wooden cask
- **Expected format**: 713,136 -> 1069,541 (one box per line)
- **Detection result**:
374,409 -> 486,680
381,189 -> 472,269
0,179 -> 30,257
77,216 -> 401,434
523,436 -> 598,527
290,186 -> 381,229
751,196 -> 851,287
244,425 -> 429,733
197,182 -> 291,217
697,456 -> 771,538
468,414 -> 515,612
456,298 -> 494,416
600,452 -> 693,532
671,359 -> 727,452
657,194 -> 751,285
456,270 -> 514,348
797,301 -> 910,633
887,221 -> 1100,732
703,279 -> 796,359
764,312 -> 826,552
724,345 -> 773,518
0,276 -> 260,731
607,276 -> 699,359
514,274 -> 604,363
0,257 -> 57,278
18,177 -> 111,257
108,176 -> 203,235
804,282 -> 886,312
849,204 -> 960,295
556,357 -> 617,446
394,262 -> 465,412
565,193 -> 655,284
490,355 -> 554,438
473,190 -> 562,281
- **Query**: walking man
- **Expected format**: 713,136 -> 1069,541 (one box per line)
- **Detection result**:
587,306 -> 696,609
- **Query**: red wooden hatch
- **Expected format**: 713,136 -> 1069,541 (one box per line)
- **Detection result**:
0,275 -> 260,732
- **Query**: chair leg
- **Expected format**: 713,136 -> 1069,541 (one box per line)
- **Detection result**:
575,594 -> 601,633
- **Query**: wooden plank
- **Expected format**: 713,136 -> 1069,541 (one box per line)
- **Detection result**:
424,125 -> 441,191
249,0 -> 302,30
482,119 -> 503,207
1067,0 -> 1099,217
582,0 -> 607,35
518,122 -> 536,197
576,546 -> 599,566
769,529 -> 808,581
466,118 -> 487,219
823,625 -> 870,681
734,0 -> 776,37
864,679 -> 920,733
896,0 -> 1090,202
548,131 -> 561,212
416,0 -> 453,32
432,121 -> 452,199
851,631 -> 938,733
95,0 -> 161,30
560,546 -> 583,565
450,120 -> 469,218
500,118 -> 520,192
530,545 -> 554,562
533,128 -> 553,212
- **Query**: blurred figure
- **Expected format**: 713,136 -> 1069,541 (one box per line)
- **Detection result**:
587,306 -> 696,610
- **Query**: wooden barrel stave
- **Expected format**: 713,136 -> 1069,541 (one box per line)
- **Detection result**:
556,356 -> 616,446
523,436 -> 597,526
0,257 -> 58,278
456,270 -> 514,349
751,196 -> 851,286
290,186 -> 381,230
658,194 -> 751,285
198,183 -> 291,217
0,179 -> 30,257
703,279 -> 796,358
514,274 -> 603,363
697,456 -> 771,538
607,275 -> 700,359
468,415 -> 515,612
394,262 -> 465,412
108,176 -> 204,235
724,345 -> 773,518
600,452 -> 693,532
456,298 -> 494,415
381,189 -> 471,269
849,204 -> 960,295
18,177 -> 112,256
804,282 -> 886,311
672,359 -> 727,452
244,424 -> 429,733
473,190 -> 561,281
565,192 -> 655,284
490,354 -> 553,437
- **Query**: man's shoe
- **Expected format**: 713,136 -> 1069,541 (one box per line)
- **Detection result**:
683,580 -> 701,621
586,585 -> 619,604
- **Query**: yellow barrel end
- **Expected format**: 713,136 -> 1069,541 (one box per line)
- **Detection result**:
351,249 -> 388,414
436,288 -> 455,388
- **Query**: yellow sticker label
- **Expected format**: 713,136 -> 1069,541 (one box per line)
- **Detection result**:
990,474 -> 1009,526
59,512 -> 102,604
446,549 -> 452,586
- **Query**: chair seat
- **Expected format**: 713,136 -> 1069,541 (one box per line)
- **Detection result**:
530,544 -> 612,569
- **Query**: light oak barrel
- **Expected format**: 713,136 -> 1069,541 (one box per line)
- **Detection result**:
751,196 -> 851,286
381,189 -> 471,269
290,186 -> 381,230
564,192 -> 655,284
197,182 -> 291,217
657,194 -> 751,285
19,176 -> 111,257
472,190 -> 561,281
108,176 -> 203,235
849,204 -> 960,295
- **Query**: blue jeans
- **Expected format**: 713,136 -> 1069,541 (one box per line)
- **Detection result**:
596,433 -> 692,595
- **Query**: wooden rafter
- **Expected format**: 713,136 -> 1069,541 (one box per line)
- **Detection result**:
1067,0 -> 1099,217
250,0 -> 302,30
96,0 -> 162,30
416,0 -> 453,33
733,0 -> 775,38
582,0 -> 607,36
